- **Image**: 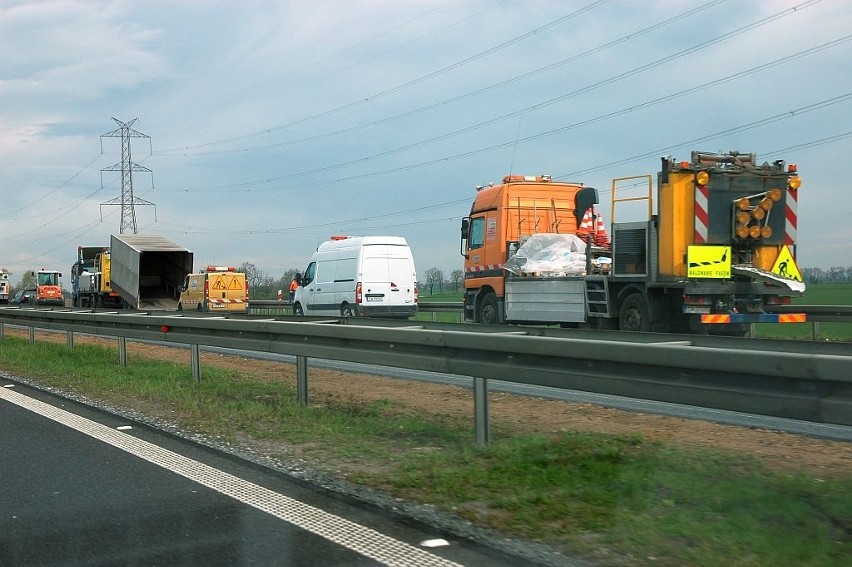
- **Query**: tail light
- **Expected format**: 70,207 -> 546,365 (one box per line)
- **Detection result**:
204,279 -> 209,300
683,295 -> 710,305
356,282 -> 363,304
414,282 -> 419,303
765,296 -> 791,306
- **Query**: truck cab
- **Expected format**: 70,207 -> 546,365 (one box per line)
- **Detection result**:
33,270 -> 64,306
460,175 -> 597,324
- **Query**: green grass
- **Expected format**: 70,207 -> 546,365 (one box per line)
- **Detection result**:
1,336 -> 849,565
755,283 -> 852,341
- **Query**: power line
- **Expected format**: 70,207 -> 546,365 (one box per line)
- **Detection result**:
162,0 -> 728,158
159,0 -> 824,193
160,0 -> 612,152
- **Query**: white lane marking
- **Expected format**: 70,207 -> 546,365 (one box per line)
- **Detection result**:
0,387 -> 463,567
116,425 -> 132,430
3,384 -> 15,388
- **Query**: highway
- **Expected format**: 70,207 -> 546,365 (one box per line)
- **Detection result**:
0,382 -> 533,567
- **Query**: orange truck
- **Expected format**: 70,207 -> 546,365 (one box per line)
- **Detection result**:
460,151 -> 806,335
32,269 -> 64,306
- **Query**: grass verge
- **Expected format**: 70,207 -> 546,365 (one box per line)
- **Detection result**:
1,335 -> 849,565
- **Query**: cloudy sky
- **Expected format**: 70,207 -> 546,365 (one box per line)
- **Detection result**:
2,0 -> 851,286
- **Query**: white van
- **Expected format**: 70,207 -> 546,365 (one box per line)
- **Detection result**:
294,236 -> 418,318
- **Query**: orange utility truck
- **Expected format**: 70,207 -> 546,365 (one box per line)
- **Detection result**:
460,151 -> 806,335
32,269 -> 64,306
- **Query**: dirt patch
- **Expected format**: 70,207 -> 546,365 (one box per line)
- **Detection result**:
6,329 -> 849,478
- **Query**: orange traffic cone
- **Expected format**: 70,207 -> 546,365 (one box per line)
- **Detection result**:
594,211 -> 610,247
576,208 -> 594,239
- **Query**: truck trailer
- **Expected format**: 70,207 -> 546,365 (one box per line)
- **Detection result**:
461,151 -> 806,335
109,234 -> 194,310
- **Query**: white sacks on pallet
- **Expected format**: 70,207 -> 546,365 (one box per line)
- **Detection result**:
504,233 -> 588,276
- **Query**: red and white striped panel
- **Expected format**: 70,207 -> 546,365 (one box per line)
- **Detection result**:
785,188 -> 798,247
468,264 -> 503,273
694,184 -> 709,243
209,298 -> 245,304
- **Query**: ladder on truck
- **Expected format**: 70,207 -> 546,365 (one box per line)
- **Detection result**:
584,276 -> 611,317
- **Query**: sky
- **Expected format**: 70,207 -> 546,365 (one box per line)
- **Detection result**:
2,0 -> 851,287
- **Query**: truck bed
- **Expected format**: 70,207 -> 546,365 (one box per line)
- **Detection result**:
505,276 -> 587,323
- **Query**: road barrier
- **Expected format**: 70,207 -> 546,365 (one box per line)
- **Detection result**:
2,306 -> 851,444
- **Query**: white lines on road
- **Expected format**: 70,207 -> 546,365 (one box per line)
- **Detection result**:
0,387 -> 463,567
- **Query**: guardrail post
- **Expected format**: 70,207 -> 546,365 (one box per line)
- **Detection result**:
191,344 -> 201,383
296,356 -> 308,407
29,327 -> 35,345
0,322 -> 4,341
813,321 -> 820,341
118,337 -> 127,367
67,331 -> 74,349
473,377 -> 490,445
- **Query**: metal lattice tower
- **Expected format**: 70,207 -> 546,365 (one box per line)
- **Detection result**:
99,117 -> 156,234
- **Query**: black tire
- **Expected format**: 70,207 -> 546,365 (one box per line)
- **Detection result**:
294,303 -> 304,316
340,303 -> 355,318
478,293 -> 499,324
619,293 -> 650,332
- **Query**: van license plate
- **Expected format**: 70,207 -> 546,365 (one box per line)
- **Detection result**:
365,294 -> 383,302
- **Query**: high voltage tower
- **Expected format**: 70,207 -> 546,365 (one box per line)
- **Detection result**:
99,117 -> 156,234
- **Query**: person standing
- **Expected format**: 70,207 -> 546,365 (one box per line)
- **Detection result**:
289,273 -> 301,301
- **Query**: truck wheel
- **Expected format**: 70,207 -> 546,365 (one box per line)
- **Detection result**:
340,303 -> 355,318
478,293 -> 499,324
619,294 -> 650,332
294,303 -> 304,316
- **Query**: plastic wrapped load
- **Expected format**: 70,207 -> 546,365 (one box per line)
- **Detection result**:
504,233 -> 588,276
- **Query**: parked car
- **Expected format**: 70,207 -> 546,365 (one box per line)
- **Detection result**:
10,289 -> 36,305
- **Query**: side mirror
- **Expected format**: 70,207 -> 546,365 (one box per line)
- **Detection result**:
459,217 -> 470,259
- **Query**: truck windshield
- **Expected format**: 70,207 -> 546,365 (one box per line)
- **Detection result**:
38,273 -> 57,285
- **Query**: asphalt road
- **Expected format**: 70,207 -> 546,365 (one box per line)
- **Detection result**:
0,383 -> 532,567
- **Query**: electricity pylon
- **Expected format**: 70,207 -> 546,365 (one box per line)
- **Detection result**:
99,117 -> 156,234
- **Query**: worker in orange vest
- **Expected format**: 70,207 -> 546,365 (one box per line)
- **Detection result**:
289,273 -> 301,301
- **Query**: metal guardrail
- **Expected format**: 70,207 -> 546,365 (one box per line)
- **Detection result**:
249,300 -> 852,329
1,307 -> 851,445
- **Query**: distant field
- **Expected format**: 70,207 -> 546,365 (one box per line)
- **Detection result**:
756,283 -> 852,341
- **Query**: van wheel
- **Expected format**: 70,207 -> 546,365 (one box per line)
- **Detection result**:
340,303 -> 355,318
478,293 -> 499,324
294,303 -> 304,316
